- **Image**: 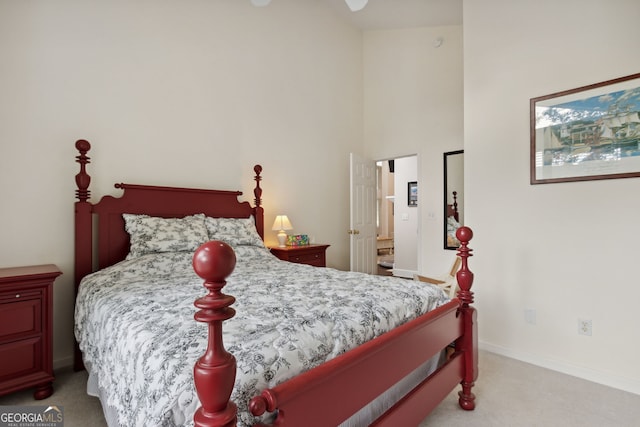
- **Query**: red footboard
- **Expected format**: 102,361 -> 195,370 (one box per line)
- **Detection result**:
192,228 -> 477,427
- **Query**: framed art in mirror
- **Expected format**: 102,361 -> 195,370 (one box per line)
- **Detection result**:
531,72 -> 640,184
444,150 -> 464,250
407,181 -> 417,207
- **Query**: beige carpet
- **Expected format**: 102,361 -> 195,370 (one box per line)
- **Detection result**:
1,350 -> 638,426
421,351 -> 639,426
0,367 -> 106,427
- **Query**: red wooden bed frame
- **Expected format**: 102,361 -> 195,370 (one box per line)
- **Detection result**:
73,139 -> 477,427
447,191 -> 459,222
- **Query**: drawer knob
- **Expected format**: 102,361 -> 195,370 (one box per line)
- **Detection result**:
15,294 -> 20,298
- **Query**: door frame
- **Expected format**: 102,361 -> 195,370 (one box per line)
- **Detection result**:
375,154 -> 421,278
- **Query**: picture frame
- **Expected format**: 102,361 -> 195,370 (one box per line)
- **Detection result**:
286,234 -> 309,246
530,72 -> 640,184
407,181 -> 417,206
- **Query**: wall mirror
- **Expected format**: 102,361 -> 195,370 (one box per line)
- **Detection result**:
443,150 -> 464,250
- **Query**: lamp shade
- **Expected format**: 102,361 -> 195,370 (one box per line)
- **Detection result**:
272,215 -> 293,247
272,215 -> 293,231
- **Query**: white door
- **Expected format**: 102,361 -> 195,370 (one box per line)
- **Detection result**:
349,153 -> 377,273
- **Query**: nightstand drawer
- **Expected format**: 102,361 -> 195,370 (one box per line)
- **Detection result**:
0,289 -> 42,304
289,252 -> 325,266
0,337 -> 42,379
269,244 -> 330,267
0,297 -> 42,341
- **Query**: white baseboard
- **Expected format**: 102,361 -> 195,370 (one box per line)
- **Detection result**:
479,340 -> 640,396
392,268 -> 416,279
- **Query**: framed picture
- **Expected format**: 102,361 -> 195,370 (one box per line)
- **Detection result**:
530,72 -> 640,184
407,181 -> 417,206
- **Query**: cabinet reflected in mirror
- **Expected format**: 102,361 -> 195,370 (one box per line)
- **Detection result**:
444,150 -> 464,250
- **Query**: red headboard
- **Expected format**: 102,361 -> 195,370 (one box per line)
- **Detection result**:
73,139 -> 264,289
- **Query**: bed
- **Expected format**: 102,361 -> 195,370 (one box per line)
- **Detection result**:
72,139 -> 478,426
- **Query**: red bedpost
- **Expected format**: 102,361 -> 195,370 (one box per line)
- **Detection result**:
253,165 -> 264,240
452,191 -> 459,222
454,226 -> 477,410
192,241 -> 239,427
74,139 -> 93,371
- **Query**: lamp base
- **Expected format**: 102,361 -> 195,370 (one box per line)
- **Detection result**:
277,231 -> 287,247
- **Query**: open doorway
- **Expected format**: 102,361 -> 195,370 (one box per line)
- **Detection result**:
376,159 -> 395,276
375,155 -> 419,278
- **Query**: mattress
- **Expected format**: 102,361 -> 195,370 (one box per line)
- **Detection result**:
75,246 -> 448,426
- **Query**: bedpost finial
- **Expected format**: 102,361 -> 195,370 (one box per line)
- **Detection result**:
455,226 -> 474,305
456,226 -> 472,244
253,164 -> 263,208
193,241 -> 237,282
75,139 -> 92,202
75,139 -> 91,153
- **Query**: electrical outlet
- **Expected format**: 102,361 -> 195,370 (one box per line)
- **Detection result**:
578,319 -> 592,336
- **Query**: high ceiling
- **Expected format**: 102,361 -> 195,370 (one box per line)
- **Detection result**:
321,0 -> 462,30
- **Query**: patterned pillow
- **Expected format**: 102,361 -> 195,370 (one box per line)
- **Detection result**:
204,216 -> 265,248
123,213 -> 209,259
232,245 -> 274,261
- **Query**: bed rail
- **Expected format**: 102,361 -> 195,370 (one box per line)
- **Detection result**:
192,226 -> 476,427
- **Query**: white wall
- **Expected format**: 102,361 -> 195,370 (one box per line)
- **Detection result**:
0,0 -> 363,368
464,0 -> 640,394
363,25 -> 464,275
391,156 -> 418,277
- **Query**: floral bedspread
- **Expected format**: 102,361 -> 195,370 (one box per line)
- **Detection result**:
74,246 -> 448,427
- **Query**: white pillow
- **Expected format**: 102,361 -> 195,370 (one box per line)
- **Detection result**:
123,213 -> 209,259
205,216 -> 265,248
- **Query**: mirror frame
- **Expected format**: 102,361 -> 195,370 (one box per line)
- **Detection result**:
443,150 -> 464,250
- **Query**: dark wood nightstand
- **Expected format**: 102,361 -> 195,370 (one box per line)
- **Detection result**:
269,244 -> 330,267
0,264 -> 61,400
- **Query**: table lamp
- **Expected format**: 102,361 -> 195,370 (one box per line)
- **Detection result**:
272,215 -> 293,247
